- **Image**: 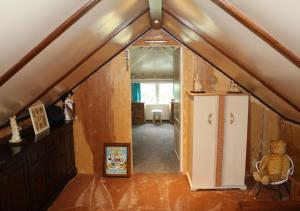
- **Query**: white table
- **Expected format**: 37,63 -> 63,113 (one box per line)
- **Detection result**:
152,109 -> 162,124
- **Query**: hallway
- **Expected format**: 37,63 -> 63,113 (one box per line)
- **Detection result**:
132,123 -> 179,173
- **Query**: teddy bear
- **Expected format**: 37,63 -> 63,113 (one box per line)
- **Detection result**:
253,139 -> 291,185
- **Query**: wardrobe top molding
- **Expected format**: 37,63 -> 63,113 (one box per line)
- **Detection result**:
188,91 -> 250,97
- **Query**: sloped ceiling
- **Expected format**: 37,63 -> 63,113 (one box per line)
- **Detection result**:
0,0 -> 299,125
0,0 -> 150,125
162,0 -> 300,123
228,0 -> 300,56
0,0 -> 89,73
130,46 -> 177,79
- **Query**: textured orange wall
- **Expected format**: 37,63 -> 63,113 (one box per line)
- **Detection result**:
73,52 -> 131,174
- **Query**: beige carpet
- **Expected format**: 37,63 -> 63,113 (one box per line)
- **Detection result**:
132,123 -> 179,173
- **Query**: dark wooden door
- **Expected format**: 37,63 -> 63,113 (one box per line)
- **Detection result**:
1,156 -> 30,211
27,143 -> 47,211
46,130 -> 66,194
0,172 -> 4,211
64,126 -> 75,175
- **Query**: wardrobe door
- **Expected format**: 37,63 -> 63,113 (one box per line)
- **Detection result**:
193,96 -> 219,187
222,96 -> 249,187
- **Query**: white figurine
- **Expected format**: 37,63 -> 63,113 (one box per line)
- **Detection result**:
229,80 -> 241,92
9,116 -> 22,144
193,73 -> 204,92
64,93 -> 75,121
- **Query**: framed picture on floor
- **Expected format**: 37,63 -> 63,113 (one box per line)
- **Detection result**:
103,143 -> 131,177
29,104 -> 50,135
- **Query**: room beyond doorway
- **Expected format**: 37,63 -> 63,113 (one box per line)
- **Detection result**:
129,45 -> 181,173
133,123 -> 179,173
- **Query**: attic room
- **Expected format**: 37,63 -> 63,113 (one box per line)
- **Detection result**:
0,0 -> 300,211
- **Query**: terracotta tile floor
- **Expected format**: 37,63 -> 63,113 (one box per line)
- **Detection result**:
49,173 -> 278,211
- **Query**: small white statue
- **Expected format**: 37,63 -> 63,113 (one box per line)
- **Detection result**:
64,93 -> 75,121
193,73 -> 204,92
9,116 -> 22,144
229,80 -> 241,92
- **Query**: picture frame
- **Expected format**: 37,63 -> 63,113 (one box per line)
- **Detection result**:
103,143 -> 131,177
29,104 -> 50,135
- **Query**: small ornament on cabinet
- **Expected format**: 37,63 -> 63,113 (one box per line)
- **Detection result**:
228,80 -> 241,93
9,116 -> 22,144
208,75 -> 218,92
63,92 -> 77,122
192,72 -> 205,93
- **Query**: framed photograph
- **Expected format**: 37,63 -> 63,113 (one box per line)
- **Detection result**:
103,143 -> 131,177
29,104 -> 50,135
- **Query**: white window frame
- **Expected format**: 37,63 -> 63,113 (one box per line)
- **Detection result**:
138,81 -> 174,105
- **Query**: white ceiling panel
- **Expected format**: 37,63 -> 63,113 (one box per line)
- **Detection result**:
228,0 -> 300,56
130,46 -> 177,77
0,0 -> 89,75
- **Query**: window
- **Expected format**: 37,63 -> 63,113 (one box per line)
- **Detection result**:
139,82 -> 173,104
158,83 -> 174,104
140,83 -> 156,104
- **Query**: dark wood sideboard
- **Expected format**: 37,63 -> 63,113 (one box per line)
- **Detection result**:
131,102 -> 145,124
170,101 -> 174,124
0,123 -> 76,211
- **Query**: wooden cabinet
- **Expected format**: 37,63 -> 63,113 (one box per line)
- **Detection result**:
46,130 -> 66,194
64,126 -> 75,176
0,154 -> 30,211
170,102 -> 175,124
0,123 -> 76,211
131,102 -> 145,124
187,93 -> 249,190
27,143 -> 47,211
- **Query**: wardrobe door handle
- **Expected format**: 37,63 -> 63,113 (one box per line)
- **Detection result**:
208,113 -> 213,125
229,112 -> 235,124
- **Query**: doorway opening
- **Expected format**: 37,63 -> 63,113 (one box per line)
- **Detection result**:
129,45 -> 181,173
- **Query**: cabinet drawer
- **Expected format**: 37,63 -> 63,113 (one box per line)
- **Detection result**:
28,144 -> 45,167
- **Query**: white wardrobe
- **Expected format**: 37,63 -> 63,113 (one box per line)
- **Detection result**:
187,93 -> 249,190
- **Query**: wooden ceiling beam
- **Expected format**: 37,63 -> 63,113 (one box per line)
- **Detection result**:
211,0 -> 300,68
148,0 -> 162,29
163,8 -> 300,113
15,9 -> 149,117
0,0 -> 102,88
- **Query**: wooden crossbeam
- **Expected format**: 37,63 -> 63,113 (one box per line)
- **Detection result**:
149,0 -> 162,29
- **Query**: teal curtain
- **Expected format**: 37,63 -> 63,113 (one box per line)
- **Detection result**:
131,83 -> 141,102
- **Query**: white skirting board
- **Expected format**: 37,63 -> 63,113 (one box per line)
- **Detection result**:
186,172 -> 247,191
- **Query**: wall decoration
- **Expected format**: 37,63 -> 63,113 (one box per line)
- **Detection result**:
29,104 -> 50,135
103,143 -> 130,177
